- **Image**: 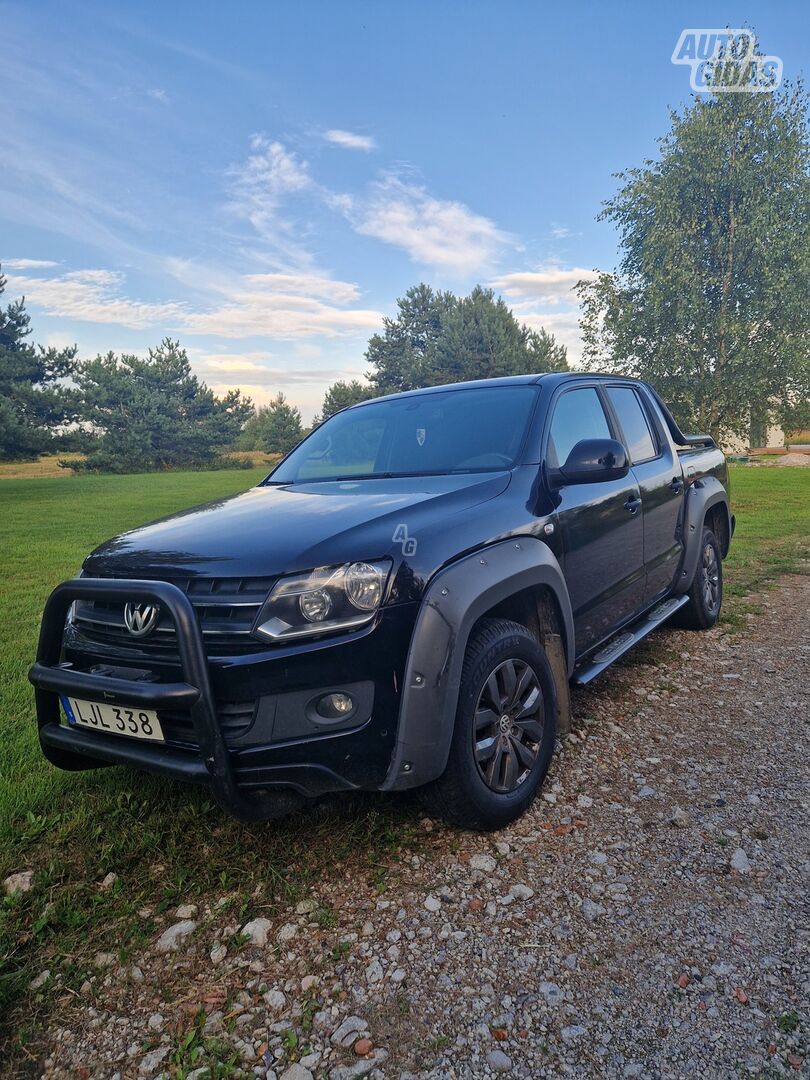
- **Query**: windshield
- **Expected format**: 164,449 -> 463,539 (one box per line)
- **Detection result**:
267,385 -> 538,484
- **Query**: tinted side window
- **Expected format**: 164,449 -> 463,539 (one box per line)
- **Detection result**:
548,387 -> 611,468
606,387 -> 657,463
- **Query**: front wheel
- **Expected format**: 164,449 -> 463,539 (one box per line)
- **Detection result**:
674,525 -> 723,630
420,618 -> 558,831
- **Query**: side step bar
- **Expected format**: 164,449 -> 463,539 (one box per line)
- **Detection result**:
572,595 -> 689,686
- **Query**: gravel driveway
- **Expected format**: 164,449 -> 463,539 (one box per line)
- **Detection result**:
40,574 -> 809,1079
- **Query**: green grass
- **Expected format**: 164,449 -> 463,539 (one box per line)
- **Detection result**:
0,468 -> 424,1060
2,468 -> 266,833
0,464 -> 808,1061
722,466 -> 810,616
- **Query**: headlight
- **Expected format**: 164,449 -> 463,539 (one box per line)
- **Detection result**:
252,560 -> 392,642
66,570 -> 84,627
344,561 -> 385,610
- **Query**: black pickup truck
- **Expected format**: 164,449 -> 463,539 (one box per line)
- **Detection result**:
30,373 -> 733,830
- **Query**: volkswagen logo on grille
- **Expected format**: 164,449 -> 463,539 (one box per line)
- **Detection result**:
123,601 -> 160,638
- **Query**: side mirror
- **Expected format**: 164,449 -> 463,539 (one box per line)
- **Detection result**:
558,438 -> 629,484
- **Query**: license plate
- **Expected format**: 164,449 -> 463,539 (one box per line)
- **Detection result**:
61,696 -> 165,743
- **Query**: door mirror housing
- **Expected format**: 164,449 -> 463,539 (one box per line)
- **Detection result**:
558,438 -> 629,484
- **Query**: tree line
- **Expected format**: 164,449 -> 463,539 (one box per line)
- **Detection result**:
0,281 -> 568,469
2,75 -> 808,469
234,283 -> 568,456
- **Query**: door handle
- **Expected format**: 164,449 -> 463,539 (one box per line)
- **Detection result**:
670,476 -> 684,493
624,495 -> 642,514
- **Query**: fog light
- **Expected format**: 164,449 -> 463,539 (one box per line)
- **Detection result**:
315,692 -> 354,720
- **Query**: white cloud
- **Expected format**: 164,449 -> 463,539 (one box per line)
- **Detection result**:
146,88 -> 169,104
293,342 -> 324,359
4,268 -> 186,328
491,266 -> 601,368
43,330 -> 78,349
3,258 -> 60,269
323,191 -> 354,215
226,136 -> 313,259
231,136 -> 311,202
491,267 -> 598,306
165,265 -> 380,340
201,362 -> 368,419
197,354 -> 271,374
344,176 -> 512,274
6,265 -> 381,341
550,223 -> 572,239
225,138 -> 511,276
178,280 -> 381,339
324,129 -> 376,152
200,362 -> 353,386
243,273 -> 360,304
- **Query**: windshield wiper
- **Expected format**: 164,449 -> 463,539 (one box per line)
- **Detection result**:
332,471 -> 407,481
282,471 -> 424,482
330,470 -> 474,481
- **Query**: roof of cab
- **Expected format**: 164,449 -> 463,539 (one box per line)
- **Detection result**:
353,371 -> 645,409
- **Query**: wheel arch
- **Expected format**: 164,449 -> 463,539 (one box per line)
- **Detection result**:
382,537 -> 573,791
675,478 -> 732,595
476,581 -> 568,650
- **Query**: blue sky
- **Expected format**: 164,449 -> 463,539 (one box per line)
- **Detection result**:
1,2 -> 807,419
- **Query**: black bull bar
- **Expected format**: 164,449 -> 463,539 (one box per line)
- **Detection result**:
28,577 -> 283,821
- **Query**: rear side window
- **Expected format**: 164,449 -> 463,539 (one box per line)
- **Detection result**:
606,387 -> 657,463
547,387 -> 611,468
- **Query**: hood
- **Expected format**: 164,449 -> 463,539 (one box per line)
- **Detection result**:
83,472 -> 512,580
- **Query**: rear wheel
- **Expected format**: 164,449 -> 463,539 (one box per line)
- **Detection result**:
420,618 -> 557,830
673,525 -> 723,630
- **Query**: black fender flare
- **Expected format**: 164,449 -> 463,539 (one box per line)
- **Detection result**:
674,477 -> 732,595
382,536 -> 574,791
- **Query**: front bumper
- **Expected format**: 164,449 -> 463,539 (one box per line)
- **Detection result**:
29,577 -> 414,820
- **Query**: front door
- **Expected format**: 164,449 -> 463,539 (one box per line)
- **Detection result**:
547,386 -> 645,654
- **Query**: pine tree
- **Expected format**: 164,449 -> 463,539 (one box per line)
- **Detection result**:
365,284 -> 456,392
436,287 -> 568,383
315,379 -> 375,424
239,393 -> 303,455
0,268 -> 77,460
74,339 -> 252,472
366,284 -> 567,394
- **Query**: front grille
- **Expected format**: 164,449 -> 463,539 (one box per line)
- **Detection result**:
72,575 -> 275,656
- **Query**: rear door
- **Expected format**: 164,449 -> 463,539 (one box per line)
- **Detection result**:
547,385 -> 645,654
604,385 -> 684,603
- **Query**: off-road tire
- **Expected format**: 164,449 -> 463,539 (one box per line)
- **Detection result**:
420,618 -> 557,831
673,525 -> 723,630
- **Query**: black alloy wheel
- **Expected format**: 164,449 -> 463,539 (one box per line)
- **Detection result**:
473,658 -> 543,794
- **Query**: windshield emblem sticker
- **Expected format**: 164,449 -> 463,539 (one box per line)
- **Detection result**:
416,427 -> 426,446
